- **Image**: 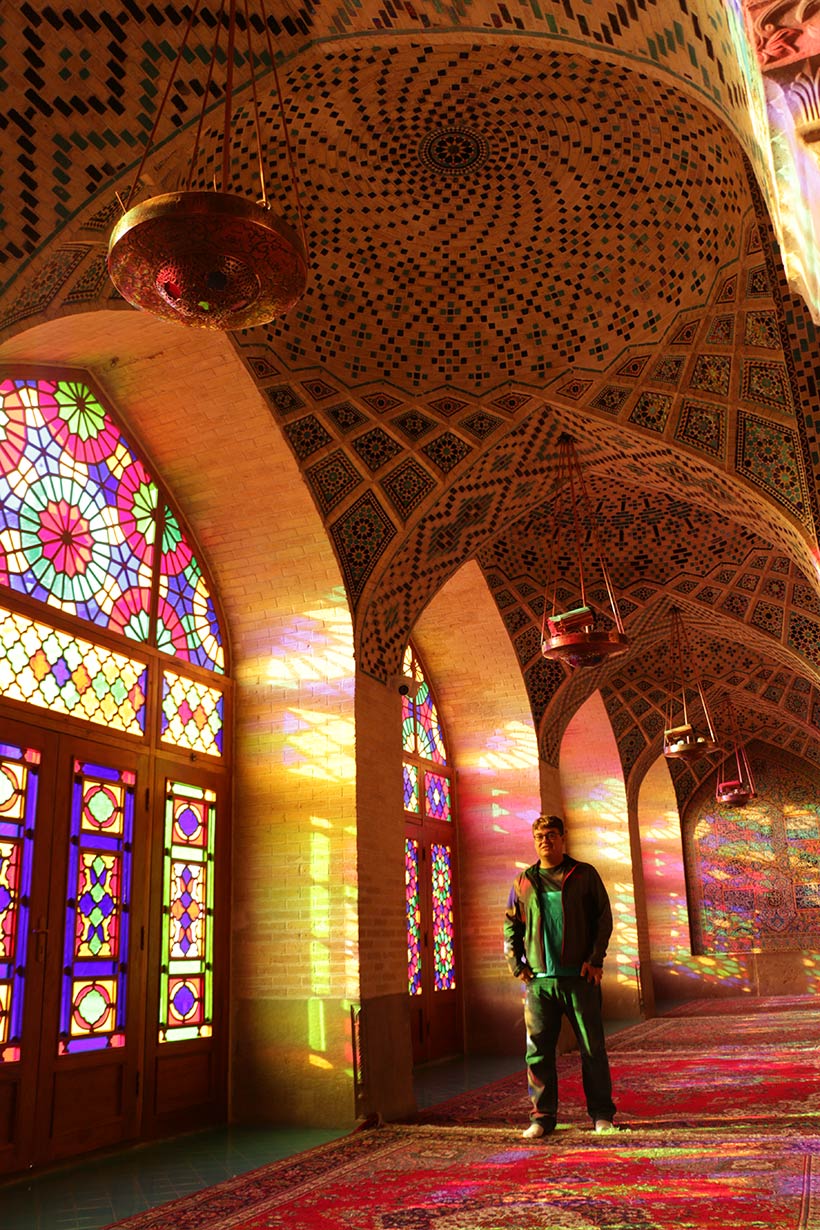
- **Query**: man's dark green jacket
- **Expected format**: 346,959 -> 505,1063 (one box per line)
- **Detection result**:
504,856 -> 613,976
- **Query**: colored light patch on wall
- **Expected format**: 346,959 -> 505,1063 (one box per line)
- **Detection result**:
0,742 -> 39,1063
161,670 -> 224,757
405,839 -> 421,996
424,771 -> 450,822
689,756 -> 820,956
0,604 -> 147,735
403,762 -> 419,813
159,781 -> 215,1043
59,761 -> 134,1054
431,843 -> 455,991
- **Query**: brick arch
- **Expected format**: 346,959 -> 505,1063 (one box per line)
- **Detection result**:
0,308 -> 363,1126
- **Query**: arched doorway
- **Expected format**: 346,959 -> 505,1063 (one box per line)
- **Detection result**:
402,643 -> 462,1063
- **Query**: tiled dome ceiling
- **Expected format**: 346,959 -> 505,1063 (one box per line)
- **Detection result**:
3,2 -> 820,789
214,45 -> 748,394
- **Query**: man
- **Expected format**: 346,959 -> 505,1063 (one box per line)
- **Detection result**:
504,813 -> 618,1138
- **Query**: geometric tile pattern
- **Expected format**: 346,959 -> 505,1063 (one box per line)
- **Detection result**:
381,460 -> 436,521
675,400 -> 725,458
744,311 -> 779,349
736,414 -> 808,522
740,359 -> 792,412
329,492 -> 396,606
4,1 -> 820,797
306,451 -> 363,514
689,354 -> 731,395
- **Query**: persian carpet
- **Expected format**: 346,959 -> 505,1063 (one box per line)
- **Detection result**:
106,998 -> 820,1230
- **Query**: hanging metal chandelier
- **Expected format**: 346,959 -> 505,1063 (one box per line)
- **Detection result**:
662,608 -> 720,761
108,0 -> 308,331
540,434 -> 629,669
715,699 -> 757,806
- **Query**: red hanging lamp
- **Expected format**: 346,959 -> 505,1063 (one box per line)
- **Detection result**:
108,0 -> 308,331
540,435 -> 629,669
715,699 -> 757,806
662,608 -> 720,761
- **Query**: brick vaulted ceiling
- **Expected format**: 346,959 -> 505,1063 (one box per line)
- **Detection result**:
4,2 -> 820,797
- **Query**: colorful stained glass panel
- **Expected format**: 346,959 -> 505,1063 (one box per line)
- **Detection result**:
431,843 -> 455,991
0,605 -> 147,735
424,771 -> 451,822
0,377 -> 156,634
159,781 -> 216,1042
415,682 -> 447,765
405,839 -> 421,996
59,762 -> 134,1054
157,508 -> 224,673
0,743 -> 39,1063
401,694 -> 415,754
161,670 -> 224,756
403,762 -> 419,814
0,375 -> 225,674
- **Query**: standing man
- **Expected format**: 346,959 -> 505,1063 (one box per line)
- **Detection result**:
504,814 -> 618,1138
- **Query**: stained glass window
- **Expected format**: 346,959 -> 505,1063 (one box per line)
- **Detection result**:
161,670 -> 224,757
405,839 -> 421,996
402,642 -> 457,1010
0,375 -> 223,673
0,604 -> 147,735
403,762 -> 419,814
59,761 -> 135,1054
431,843 -> 456,991
0,742 -> 40,1063
402,645 -> 446,765
159,780 -> 216,1043
424,771 -> 450,822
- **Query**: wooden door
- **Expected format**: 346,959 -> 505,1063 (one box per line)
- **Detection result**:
33,734 -> 150,1165
406,819 -> 462,1065
0,719 -> 57,1173
140,758 -> 229,1139
0,718 -> 150,1172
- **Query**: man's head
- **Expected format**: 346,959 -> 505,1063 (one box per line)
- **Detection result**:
532,814 -> 566,868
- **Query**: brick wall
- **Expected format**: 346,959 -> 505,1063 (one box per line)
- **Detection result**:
414,560 -> 541,1055
559,692 -> 644,1021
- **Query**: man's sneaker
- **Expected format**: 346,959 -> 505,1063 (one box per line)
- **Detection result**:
594,1119 -> 617,1134
521,1121 -> 553,1140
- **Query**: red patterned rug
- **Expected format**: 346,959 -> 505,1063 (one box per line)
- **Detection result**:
663,994 -> 819,1016
106,998 -> 820,1230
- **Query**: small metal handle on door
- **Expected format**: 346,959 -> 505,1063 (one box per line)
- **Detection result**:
30,919 -> 47,962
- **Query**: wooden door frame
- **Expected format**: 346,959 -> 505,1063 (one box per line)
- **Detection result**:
140,752 -> 231,1140
33,732 -> 151,1165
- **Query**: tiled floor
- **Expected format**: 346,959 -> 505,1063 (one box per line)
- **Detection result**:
1,1028 -> 638,1230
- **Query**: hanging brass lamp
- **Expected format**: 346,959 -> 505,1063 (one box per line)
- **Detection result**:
662,609 -> 720,761
108,0 -> 308,330
715,699 -> 757,806
540,435 -> 629,669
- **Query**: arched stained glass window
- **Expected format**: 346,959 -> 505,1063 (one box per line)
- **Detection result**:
402,644 -> 447,766
0,374 -> 224,675
0,368 -> 231,1169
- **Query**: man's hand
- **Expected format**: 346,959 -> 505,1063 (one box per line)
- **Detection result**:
518,968 -> 535,983
580,962 -> 603,986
